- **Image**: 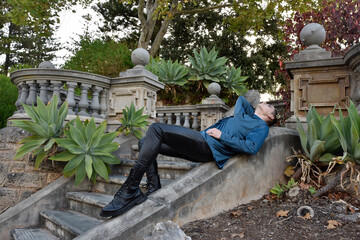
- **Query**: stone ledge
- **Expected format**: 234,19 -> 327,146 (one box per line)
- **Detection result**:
74,127 -> 300,240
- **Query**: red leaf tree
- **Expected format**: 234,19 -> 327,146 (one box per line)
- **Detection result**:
283,0 -> 360,57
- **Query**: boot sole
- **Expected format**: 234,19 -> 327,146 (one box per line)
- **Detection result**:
100,194 -> 147,217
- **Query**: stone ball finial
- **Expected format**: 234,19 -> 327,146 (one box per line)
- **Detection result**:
300,23 -> 326,47
38,61 -> 55,69
207,82 -> 221,96
131,48 -> 150,66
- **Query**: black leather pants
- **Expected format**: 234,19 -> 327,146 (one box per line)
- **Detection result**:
135,123 -> 214,176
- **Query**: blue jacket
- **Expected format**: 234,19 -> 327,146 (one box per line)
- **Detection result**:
200,96 -> 269,169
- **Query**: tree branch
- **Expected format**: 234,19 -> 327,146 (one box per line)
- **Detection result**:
175,3 -> 233,16
150,0 -> 179,56
138,0 -> 146,26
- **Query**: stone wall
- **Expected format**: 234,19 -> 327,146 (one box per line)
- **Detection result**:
0,127 -> 64,214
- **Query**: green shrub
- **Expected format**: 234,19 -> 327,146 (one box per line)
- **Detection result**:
52,117 -> 120,186
0,74 -> 18,128
118,102 -> 150,139
10,95 -> 68,168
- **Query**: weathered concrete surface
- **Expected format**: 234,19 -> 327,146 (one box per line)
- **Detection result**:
0,177 -> 91,240
75,127 -> 300,240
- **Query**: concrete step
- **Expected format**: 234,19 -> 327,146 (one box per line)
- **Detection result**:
66,192 -> 112,219
11,228 -> 59,240
114,159 -> 199,180
40,210 -> 103,240
93,174 -> 173,195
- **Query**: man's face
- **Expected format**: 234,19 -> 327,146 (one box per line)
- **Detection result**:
257,102 -> 275,121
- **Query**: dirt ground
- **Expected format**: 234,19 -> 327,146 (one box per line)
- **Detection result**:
182,189 -> 360,240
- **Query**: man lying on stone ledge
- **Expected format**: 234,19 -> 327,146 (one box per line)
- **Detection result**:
100,96 -> 277,217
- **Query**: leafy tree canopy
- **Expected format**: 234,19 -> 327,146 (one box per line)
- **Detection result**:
63,37 -> 134,77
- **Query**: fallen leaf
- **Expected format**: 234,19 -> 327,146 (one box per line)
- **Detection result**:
276,210 -> 289,218
301,212 -> 312,220
349,207 -> 356,213
299,182 -> 311,190
248,206 -> 253,211
327,220 -> 342,229
284,166 -> 294,177
231,231 -> 245,239
231,209 -> 242,217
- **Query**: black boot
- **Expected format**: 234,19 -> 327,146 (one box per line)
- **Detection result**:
100,169 -> 147,217
145,161 -> 161,196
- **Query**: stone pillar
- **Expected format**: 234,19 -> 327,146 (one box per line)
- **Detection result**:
65,82 -> 77,115
51,80 -> 62,106
25,81 -> 37,105
38,80 -> 49,104
90,86 -> 102,118
285,23 -> 356,130
108,48 -> 165,131
196,82 -> 229,130
78,83 -> 91,116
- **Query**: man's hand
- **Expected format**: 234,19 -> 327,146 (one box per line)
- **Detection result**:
206,128 -> 222,139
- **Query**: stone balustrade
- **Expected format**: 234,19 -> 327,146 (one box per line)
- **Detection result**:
10,65 -> 111,122
156,105 -> 201,130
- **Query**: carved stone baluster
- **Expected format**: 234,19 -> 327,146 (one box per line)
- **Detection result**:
175,113 -> 181,126
192,113 -> 199,130
38,80 -> 48,104
66,82 -> 77,115
158,113 -> 165,123
78,83 -> 91,116
90,86 -> 102,118
167,113 -> 172,125
100,89 -> 108,119
17,83 -> 29,113
51,80 -> 62,105
183,112 -> 190,128
25,81 -> 37,106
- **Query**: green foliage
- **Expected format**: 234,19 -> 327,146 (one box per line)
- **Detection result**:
296,105 -> 341,163
330,101 -> 360,165
118,102 -> 150,139
52,117 -> 120,186
188,46 -> 228,87
145,57 -> 161,75
270,178 -> 297,197
63,37 -> 133,77
10,95 -> 68,169
222,67 -> 248,96
0,74 -> 18,128
308,186 -> 316,195
157,59 -> 189,86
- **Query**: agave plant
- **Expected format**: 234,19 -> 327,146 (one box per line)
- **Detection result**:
222,66 -> 248,96
51,117 -> 120,186
118,102 -> 150,139
296,105 -> 341,164
157,59 -> 189,86
145,57 -> 161,75
188,46 -> 228,88
330,100 -> 360,164
10,95 -> 68,169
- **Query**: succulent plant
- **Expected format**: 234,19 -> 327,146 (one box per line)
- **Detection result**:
10,95 -> 68,169
51,117 -> 120,186
188,46 -> 228,87
118,102 -> 150,139
330,100 -> 360,164
296,105 -> 341,164
222,66 -> 248,96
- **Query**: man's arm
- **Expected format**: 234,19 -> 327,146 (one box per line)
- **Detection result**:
208,126 -> 269,155
234,96 -> 254,115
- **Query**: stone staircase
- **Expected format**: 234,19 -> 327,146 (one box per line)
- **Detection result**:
10,155 -> 198,240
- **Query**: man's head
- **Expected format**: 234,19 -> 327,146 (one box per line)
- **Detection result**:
255,102 -> 277,126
